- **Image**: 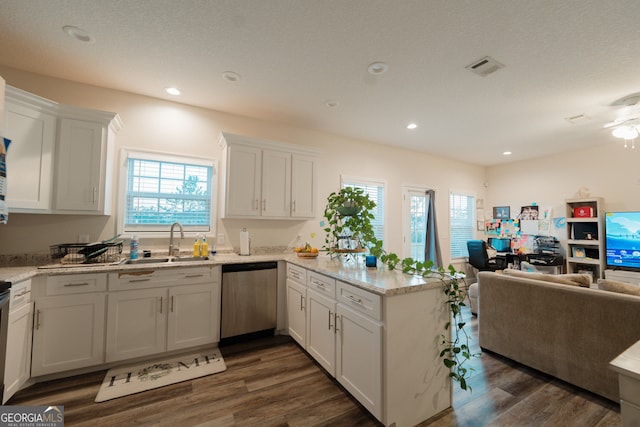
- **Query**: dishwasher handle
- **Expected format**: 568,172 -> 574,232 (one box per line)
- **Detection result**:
222,261 -> 277,273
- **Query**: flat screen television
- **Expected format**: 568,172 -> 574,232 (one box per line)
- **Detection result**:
605,211 -> 640,271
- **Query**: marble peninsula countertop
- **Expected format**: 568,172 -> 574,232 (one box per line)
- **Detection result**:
610,339 -> 640,381
0,253 -> 447,296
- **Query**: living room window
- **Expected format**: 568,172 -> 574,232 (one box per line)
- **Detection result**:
341,176 -> 386,242
449,191 -> 475,259
118,149 -> 217,236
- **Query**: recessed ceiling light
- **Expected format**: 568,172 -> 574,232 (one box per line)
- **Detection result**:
165,87 -> 181,96
222,71 -> 241,83
325,100 -> 339,108
367,62 -> 388,75
407,123 -> 417,130
62,25 -> 95,43
503,151 -> 512,156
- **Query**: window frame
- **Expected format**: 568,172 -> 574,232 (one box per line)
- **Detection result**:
117,148 -> 218,238
449,189 -> 475,260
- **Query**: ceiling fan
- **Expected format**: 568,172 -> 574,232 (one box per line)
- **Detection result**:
603,92 -> 640,146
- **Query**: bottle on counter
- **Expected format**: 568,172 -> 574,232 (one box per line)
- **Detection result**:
201,235 -> 209,257
130,235 -> 139,260
193,234 -> 201,257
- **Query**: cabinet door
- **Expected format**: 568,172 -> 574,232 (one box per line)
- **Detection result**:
307,289 -> 336,376
105,288 -> 167,362
32,293 -> 106,376
225,144 -> 261,217
167,283 -> 220,351
286,278 -> 307,347
291,154 -> 316,218
3,101 -> 56,211
261,149 -> 291,217
54,118 -> 104,212
336,304 -> 383,420
4,301 -> 33,403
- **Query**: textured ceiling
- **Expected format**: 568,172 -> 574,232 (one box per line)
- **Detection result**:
1,0 -> 640,166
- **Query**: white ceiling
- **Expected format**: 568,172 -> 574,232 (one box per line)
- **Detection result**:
1,0 -> 640,166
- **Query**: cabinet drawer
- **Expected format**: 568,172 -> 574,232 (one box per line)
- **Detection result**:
9,279 -> 32,312
307,272 -> 335,298
46,274 -> 107,295
287,263 -> 307,283
620,375 -> 640,406
109,266 -> 215,291
336,281 -> 382,321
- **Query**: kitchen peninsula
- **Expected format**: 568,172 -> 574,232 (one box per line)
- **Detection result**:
1,254 -> 451,427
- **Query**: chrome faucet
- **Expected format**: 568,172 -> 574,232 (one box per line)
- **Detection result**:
169,222 -> 184,257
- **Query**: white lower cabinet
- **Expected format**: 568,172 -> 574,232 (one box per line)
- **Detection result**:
106,288 -> 166,362
4,279 -> 33,403
106,266 -> 220,363
31,291 -> 106,377
285,262 -> 450,427
335,303 -> 382,418
286,277 -> 307,347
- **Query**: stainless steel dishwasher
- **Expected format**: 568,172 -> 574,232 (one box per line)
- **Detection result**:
220,262 -> 278,341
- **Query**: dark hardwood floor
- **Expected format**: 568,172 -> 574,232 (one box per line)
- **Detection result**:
8,307 -> 621,426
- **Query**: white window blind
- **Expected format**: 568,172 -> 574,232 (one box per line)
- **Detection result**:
123,151 -> 214,233
342,178 -> 385,242
450,191 -> 474,258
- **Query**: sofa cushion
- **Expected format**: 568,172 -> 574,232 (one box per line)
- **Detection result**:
502,269 -> 591,287
597,278 -> 640,296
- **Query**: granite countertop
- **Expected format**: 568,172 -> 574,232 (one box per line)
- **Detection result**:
0,253 -> 447,296
610,339 -> 640,381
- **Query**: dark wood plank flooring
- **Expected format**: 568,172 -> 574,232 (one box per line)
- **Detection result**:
8,307 -> 621,426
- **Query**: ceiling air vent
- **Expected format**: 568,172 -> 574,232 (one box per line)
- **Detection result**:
466,56 -> 504,77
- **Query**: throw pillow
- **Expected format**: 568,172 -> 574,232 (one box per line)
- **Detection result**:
502,269 -> 591,287
597,279 -> 640,296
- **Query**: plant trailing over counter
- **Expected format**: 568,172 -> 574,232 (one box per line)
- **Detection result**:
369,242 -> 479,391
323,188 -> 478,391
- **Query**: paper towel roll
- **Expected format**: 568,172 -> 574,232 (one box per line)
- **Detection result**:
240,228 -> 250,255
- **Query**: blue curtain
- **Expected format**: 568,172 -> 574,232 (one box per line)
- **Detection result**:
424,189 -> 442,267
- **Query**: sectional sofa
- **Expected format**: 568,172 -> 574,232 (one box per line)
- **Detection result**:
477,270 -> 640,402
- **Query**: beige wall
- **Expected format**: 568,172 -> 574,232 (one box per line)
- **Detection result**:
0,66 -> 486,268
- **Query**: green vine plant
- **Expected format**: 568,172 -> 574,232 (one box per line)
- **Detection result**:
369,240 -> 481,391
323,188 -> 479,391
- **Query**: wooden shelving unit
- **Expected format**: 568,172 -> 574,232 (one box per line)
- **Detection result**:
565,197 -> 604,280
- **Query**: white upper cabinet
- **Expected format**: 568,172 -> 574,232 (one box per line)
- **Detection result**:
54,106 -> 121,214
219,132 -> 319,219
3,86 -> 121,215
3,88 -> 57,212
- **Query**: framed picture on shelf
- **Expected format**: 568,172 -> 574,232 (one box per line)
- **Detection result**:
520,205 -> 539,220
493,206 -> 510,219
572,247 -> 586,258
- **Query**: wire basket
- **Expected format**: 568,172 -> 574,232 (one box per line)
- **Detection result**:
50,241 -> 124,264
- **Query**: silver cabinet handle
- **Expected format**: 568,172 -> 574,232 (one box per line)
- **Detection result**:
92,187 -> 98,203
328,310 -> 333,330
292,200 -> 296,213
184,274 -> 204,278
63,282 -> 89,287
160,296 -> 163,314
171,296 -> 174,313
262,199 -> 266,211
345,295 -> 363,305
128,278 -> 151,283
334,313 -> 340,333
35,309 -> 41,330
14,289 -> 31,298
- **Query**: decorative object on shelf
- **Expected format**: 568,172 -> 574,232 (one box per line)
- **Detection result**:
493,206 -> 510,219
322,186 -> 377,259
572,247 -> 586,258
294,242 -> 319,258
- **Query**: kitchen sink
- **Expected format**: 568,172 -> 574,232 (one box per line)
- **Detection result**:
120,256 -> 209,265
173,256 -> 209,262
121,257 -> 171,265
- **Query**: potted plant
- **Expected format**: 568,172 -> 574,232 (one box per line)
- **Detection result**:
323,187 -> 377,255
